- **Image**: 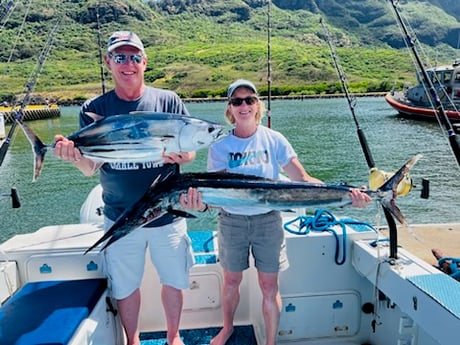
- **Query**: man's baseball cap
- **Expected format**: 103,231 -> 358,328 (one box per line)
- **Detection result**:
107,31 -> 145,53
227,79 -> 258,99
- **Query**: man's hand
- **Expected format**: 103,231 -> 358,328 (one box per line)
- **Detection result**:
350,187 -> 372,208
179,187 -> 207,211
162,151 -> 196,165
53,135 -> 82,162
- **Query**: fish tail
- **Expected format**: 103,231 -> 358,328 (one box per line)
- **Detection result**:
86,219 -> 126,253
100,234 -> 120,252
18,120 -> 48,182
377,154 -> 422,224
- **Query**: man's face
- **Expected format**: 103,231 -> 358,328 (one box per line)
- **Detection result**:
106,45 -> 147,89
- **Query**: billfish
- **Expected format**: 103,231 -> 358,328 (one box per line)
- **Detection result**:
85,154 -> 422,253
18,112 -> 224,181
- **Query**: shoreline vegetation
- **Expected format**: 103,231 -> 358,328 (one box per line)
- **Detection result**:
55,92 -> 388,107
1,1 -> 456,111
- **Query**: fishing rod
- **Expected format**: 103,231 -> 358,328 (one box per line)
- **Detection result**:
0,0 -> 14,23
0,18 -> 61,168
266,0 -> 272,129
95,3 -> 106,94
318,15 -> 416,259
319,17 -> 375,169
0,187 -> 20,208
389,0 -> 460,167
7,0 -> 31,64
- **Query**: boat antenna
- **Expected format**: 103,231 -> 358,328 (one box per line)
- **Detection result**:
0,18 -> 61,168
388,0 -> 460,167
266,0 -> 272,129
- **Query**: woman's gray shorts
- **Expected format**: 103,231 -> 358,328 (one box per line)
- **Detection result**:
217,210 -> 289,273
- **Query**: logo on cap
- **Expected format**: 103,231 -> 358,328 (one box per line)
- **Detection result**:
107,31 -> 145,53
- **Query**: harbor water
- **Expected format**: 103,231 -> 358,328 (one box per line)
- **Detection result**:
0,97 -> 459,243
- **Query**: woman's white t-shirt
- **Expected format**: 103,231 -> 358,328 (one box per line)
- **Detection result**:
207,125 -> 297,215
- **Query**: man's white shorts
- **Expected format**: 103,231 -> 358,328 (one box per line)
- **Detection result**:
103,218 -> 194,300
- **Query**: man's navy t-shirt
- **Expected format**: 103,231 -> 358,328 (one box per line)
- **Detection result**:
80,86 -> 189,226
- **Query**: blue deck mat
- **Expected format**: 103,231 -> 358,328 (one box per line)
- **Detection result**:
141,325 -> 256,345
0,278 -> 106,345
189,230 -> 218,264
408,274 -> 460,318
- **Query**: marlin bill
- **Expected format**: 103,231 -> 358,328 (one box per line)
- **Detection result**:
18,112 -> 224,181
86,154 -> 422,253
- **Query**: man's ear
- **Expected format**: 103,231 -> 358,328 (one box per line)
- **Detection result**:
104,55 -> 111,71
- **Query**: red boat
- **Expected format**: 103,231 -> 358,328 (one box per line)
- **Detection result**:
385,59 -> 460,124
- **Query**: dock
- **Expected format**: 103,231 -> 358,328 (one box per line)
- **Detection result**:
0,104 -> 61,124
379,223 -> 460,266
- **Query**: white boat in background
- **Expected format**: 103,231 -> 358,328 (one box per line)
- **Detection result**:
0,181 -> 459,345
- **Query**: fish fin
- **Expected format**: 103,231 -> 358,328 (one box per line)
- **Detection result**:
85,112 -> 105,122
377,154 -> 422,193
377,154 -> 422,224
168,208 -> 197,219
128,110 -> 153,115
380,198 -> 407,226
150,170 -> 177,187
17,120 -> 48,182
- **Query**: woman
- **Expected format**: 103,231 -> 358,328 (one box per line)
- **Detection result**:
182,79 -> 370,345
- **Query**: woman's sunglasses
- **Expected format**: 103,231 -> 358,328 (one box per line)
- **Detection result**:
229,96 -> 259,106
109,53 -> 143,65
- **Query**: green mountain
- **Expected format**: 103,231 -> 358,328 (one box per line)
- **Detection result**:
0,0 -> 458,103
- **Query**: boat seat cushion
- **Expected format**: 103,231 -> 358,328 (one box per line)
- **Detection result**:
0,278 -> 107,345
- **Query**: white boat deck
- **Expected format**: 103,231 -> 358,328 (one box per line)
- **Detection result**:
0,218 -> 459,344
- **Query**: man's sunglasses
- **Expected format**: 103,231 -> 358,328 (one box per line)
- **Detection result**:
109,53 -> 143,65
229,96 -> 259,106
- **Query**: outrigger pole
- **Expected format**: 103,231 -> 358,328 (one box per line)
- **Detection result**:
389,0 -> 460,167
0,18 -> 61,168
319,16 -> 401,258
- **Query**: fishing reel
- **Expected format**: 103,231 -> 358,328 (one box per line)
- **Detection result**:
368,168 -> 413,196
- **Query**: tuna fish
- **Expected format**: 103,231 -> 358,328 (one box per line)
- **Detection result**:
85,154 -> 422,253
18,112 -> 224,181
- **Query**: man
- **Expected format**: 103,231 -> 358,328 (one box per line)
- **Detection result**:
53,31 -> 194,345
